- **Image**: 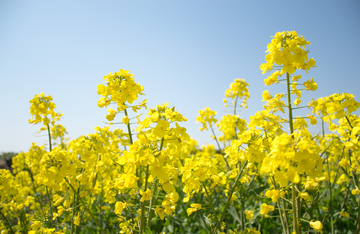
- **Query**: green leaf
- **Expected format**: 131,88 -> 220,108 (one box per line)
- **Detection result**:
252,186 -> 267,195
164,218 -> 171,226
203,215 -> 212,227
145,227 -> 152,234
228,206 -> 242,224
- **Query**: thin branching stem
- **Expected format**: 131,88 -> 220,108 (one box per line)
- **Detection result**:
140,165 -> 150,234
147,137 -> 164,228
212,160 -> 248,234
210,125 -> 230,170
202,181 -> 219,224
64,178 -> 107,234
0,209 -> 15,234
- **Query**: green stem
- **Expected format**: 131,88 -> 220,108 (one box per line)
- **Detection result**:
46,187 -> 54,228
345,116 -> 353,129
19,210 -> 26,234
356,196 -> 360,234
124,108 -> 141,190
75,187 -> 81,234
159,137 -> 165,151
234,95 -> 239,140
234,95 -> 238,115
147,179 -> 158,228
64,178 -> 107,234
0,209 -> 15,234
286,73 -> 294,135
212,160 -> 248,234
326,152 -> 334,234
258,212 -> 264,232
210,125 -> 222,151
47,124 -> 52,151
98,195 -> 102,232
210,126 -> 230,171
71,189 -> 77,234
140,165 -> 150,234
271,176 -> 289,234
291,184 -> 299,233
348,150 -> 358,186
45,124 -> 55,228
277,200 -> 288,234
23,168 -> 40,205
348,149 -> 360,234
201,181 -> 219,224
283,199 -> 291,234
329,183 -> 334,234
124,108 -> 133,145
240,196 -> 245,231
286,72 -> 300,234
291,106 -> 308,110
147,138 -> 164,228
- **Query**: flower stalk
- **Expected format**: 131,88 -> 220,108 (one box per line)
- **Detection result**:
212,160 -> 248,234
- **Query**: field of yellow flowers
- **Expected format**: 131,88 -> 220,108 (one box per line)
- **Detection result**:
1,31 -> 360,234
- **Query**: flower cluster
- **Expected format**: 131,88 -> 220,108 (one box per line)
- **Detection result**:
224,78 -> 250,109
260,31 -> 316,75
29,92 -> 63,126
2,32 -> 358,234
196,107 -> 218,131
97,69 -> 146,121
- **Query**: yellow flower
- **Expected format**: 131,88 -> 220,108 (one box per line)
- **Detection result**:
262,90 -> 273,101
115,201 -> 127,216
106,107 -> 117,121
303,58 -> 316,71
186,208 -> 198,216
261,31 -> 315,85
307,114 -> 317,125
187,203 -> 201,215
303,78 -> 318,91
339,211 -> 350,218
191,203 -> 202,209
298,192 -> 311,201
292,75 -> 301,81
294,98 -> 302,107
155,206 -> 165,220
217,114 -> 247,141
230,193 -> 237,202
196,107 -> 218,131
244,210 -> 254,220
28,93 -> 63,127
74,213 -> 81,226
53,195 -> 64,206
260,203 -> 274,216
274,171 -> 288,187
57,206 -> 65,216
122,116 -> 130,125
97,69 -> 144,112
245,227 -> 261,234
352,188 -> 360,195
224,78 -> 250,108
140,189 -> 152,202
310,221 -> 323,233
265,189 -> 283,202
101,206 -> 111,211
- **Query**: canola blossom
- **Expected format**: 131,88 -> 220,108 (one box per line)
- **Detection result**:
1,31 -> 360,234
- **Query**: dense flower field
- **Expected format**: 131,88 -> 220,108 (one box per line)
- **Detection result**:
1,31 -> 360,234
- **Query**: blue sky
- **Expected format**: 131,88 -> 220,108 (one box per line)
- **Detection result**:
1,0 -> 359,152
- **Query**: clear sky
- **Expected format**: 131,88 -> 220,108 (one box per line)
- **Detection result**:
1,0 -> 360,153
